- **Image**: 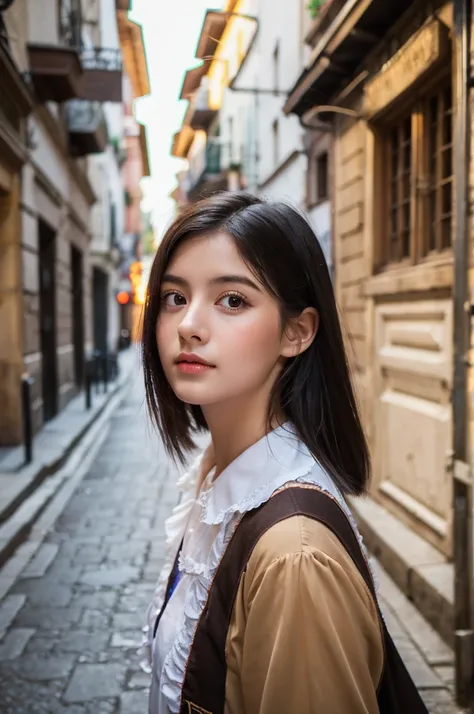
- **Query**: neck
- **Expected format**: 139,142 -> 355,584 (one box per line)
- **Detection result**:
202,392 -> 284,479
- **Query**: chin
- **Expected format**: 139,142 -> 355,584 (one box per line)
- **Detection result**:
171,385 -> 213,406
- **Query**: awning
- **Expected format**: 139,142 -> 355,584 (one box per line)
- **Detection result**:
180,61 -> 211,100
284,0 -> 416,117
195,7 -> 236,60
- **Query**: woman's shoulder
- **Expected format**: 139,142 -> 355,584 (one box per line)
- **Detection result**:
246,510 -> 356,573
243,507 -> 377,614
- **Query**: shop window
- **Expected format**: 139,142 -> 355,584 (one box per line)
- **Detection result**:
380,83 -> 453,268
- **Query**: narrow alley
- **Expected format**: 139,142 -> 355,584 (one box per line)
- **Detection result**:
0,371 -> 463,712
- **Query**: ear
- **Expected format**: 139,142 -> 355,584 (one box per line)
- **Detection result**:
280,307 -> 319,359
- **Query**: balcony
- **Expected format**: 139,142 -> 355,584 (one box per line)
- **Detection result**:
189,80 -> 218,132
186,139 -> 228,202
285,0 -> 416,117
28,0 -> 123,104
28,2 -> 82,102
28,44 -> 83,103
65,100 -> 107,157
305,0 -> 344,46
81,47 -> 123,102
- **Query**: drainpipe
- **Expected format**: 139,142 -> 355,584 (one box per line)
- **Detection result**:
452,0 -> 473,706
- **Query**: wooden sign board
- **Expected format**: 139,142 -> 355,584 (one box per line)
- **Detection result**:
364,20 -> 449,119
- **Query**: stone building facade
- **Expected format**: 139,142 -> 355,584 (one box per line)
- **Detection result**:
0,0 -> 147,446
286,0 -> 457,559
0,0 -> 34,444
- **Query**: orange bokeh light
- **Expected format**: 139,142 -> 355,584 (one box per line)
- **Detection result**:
117,291 -> 130,305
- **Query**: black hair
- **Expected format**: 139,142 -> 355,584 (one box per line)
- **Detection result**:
142,191 -> 370,496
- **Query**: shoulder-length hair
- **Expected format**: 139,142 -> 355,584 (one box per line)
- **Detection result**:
142,191 -> 370,496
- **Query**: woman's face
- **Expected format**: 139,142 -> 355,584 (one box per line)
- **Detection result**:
156,231 -> 286,410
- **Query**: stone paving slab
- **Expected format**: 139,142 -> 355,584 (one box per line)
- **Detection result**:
0,369 -> 465,712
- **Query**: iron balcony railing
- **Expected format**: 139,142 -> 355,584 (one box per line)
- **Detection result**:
186,138 -> 222,191
206,140 -> 221,174
59,1 -> 123,74
65,99 -> 108,155
65,99 -> 106,133
80,46 -> 122,73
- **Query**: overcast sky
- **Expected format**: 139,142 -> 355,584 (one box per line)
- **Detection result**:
129,0 -> 222,237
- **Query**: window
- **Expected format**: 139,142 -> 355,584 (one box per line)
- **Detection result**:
387,117 -> 412,262
273,41 -> 280,95
380,83 -> 453,268
316,152 -> 329,201
307,147 -> 330,206
425,86 -> 453,254
58,0 -> 82,47
272,119 -> 279,167
228,116 -> 234,165
110,202 -> 117,248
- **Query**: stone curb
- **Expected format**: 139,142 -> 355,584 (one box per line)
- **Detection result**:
349,495 -> 454,647
0,350 -> 137,571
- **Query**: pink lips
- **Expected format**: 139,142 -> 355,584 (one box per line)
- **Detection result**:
175,353 -> 215,375
177,362 -> 214,374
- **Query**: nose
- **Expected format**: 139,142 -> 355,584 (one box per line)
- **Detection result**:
177,301 -> 210,344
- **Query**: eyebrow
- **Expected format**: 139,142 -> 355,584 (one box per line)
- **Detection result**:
162,273 -> 262,292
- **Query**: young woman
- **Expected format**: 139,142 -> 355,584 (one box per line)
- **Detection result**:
141,192 -> 425,714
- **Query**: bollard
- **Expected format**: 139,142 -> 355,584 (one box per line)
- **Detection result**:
103,352 -> 109,394
21,374 -> 34,465
94,353 -> 101,395
85,359 -> 92,410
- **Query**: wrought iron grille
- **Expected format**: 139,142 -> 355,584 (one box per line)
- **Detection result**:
81,47 -> 122,72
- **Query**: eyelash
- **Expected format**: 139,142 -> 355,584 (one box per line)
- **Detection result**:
160,290 -> 249,313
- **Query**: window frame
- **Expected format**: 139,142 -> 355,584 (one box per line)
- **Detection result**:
306,135 -> 331,209
376,77 -> 453,273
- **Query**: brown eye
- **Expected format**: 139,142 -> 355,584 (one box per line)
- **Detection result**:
228,296 -> 243,309
219,294 -> 248,311
162,291 -> 186,306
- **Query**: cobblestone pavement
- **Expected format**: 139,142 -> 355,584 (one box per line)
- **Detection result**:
0,371 -> 463,712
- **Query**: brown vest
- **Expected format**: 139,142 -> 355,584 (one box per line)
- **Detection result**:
155,486 -> 429,714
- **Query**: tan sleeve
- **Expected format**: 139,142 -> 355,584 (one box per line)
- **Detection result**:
225,515 -> 384,714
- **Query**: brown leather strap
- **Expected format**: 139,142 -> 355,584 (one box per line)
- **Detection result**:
180,486 -> 373,714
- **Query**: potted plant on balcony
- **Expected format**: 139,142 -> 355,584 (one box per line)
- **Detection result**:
307,0 -> 325,18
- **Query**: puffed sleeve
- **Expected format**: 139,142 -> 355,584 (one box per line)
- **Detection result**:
225,521 -> 383,714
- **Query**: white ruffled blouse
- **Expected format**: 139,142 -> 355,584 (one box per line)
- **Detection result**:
145,423 -> 368,714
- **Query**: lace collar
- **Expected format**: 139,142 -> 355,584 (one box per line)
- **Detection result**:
198,422 -> 317,525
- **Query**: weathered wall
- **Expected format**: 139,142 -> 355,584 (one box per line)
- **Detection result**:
334,9 -> 455,555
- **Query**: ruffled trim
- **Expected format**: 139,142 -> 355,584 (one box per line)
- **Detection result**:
161,509 -> 236,712
159,460 -> 378,714
160,454 -> 316,713
178,553 -> 208,577
140,453 -> 203,665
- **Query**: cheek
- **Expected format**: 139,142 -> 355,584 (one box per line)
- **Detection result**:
224,310 -> 282,363
156,315 -> 173,359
